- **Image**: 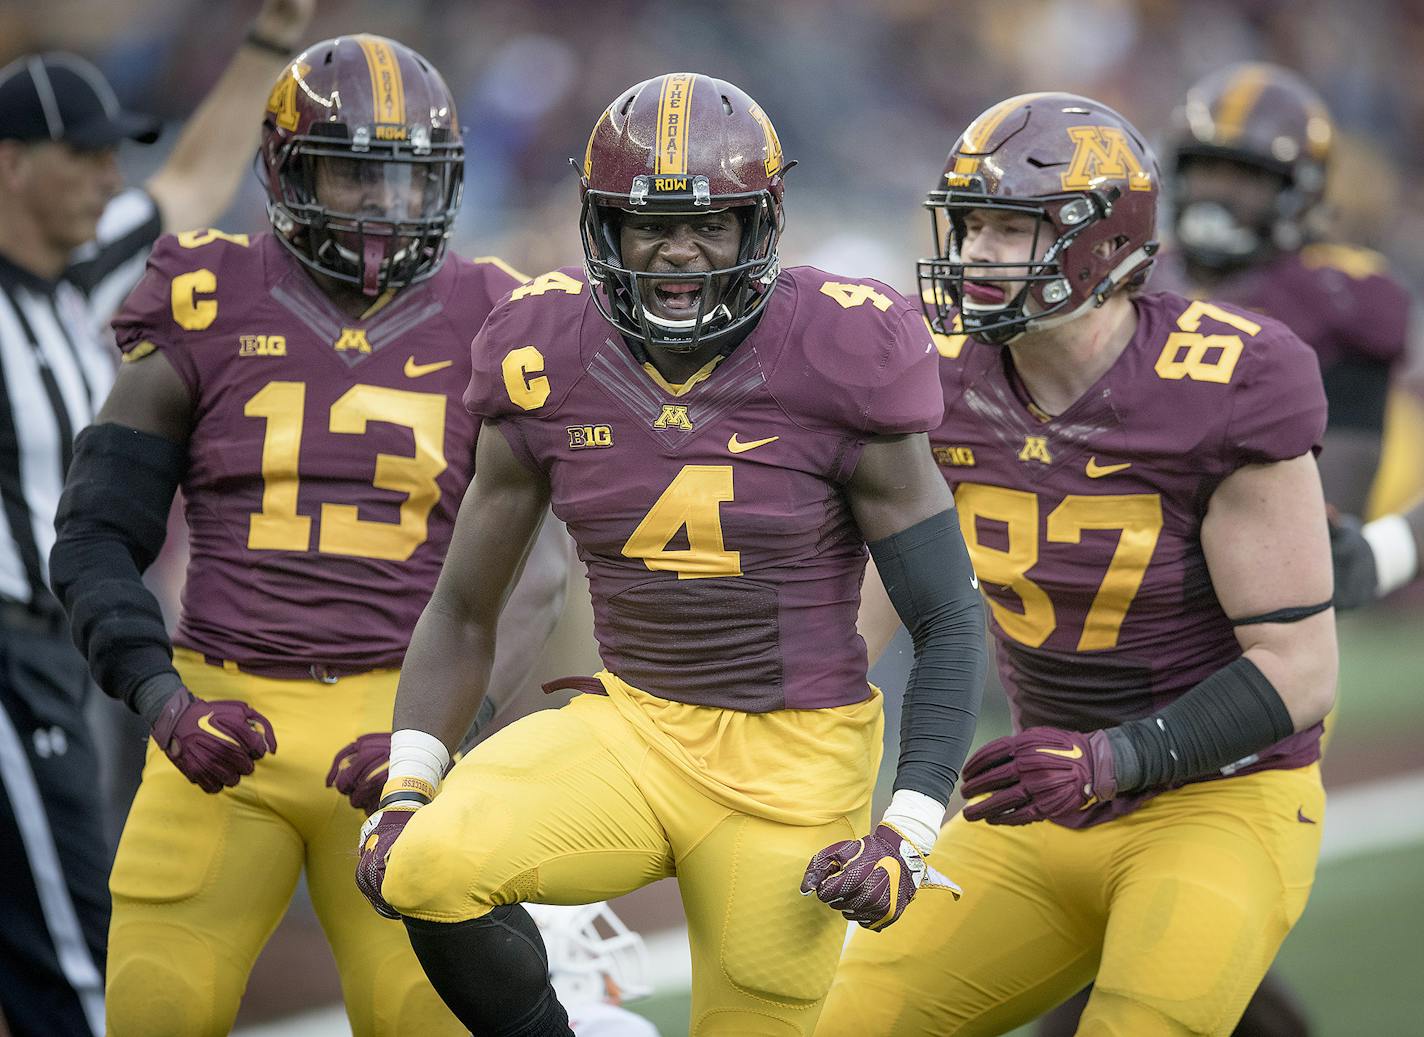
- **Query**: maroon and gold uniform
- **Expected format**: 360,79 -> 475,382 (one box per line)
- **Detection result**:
382,263 -> 944,1034
102,229 -> 520,1036
820,291 -> 1330,1036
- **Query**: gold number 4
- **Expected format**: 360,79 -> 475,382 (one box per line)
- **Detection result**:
245,381 -> 448,561
622,465 -> 741,579
819,281 -> 893,311
955,483 -> 1163,651
1154,299 -> 1259,384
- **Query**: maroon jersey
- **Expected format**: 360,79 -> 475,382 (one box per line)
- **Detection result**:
111,230 -> 522,675
1154,243 -> 1410,372
933,291 -> 1327,826
466,266 -> 942,712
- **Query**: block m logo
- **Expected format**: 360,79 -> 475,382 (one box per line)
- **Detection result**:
1060,127 -> 1153,192
653,404 -> 693,431
1018,436 -> 1053,465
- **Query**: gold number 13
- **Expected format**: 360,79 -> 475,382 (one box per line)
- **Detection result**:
244,381 -> 448,561
955,483 -> 1163,651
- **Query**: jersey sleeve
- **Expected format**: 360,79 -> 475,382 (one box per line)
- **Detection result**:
1300,244 -> 1412,367
470,255 -> 530,305
1222,316 -> 1328,469
792,274 -> 944,441
109,232 -> 246,395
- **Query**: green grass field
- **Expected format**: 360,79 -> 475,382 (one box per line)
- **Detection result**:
625,606 -> 1424,1036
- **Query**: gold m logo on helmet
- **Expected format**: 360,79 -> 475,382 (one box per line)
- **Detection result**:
653,404 -> 693,430
265,63 -> 309,133
747,102 -> 783,177
1060,127 -> 1153,192
1018,436 -> 1053,464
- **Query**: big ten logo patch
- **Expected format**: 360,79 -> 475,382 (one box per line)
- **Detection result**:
239,334 -> 287,357
934,445 -> 976,467
567,424 -> 614,450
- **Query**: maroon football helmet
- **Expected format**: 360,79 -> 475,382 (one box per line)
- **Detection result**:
920,92 -> 1160,346
1169,63 -> 1333,271
578,73 -> 792,352
259,35 -> 463,296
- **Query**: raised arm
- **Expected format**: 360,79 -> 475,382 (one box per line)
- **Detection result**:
145,0 -> 315,232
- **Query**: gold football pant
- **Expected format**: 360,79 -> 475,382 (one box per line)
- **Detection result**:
817,764 -> 1324,1037
385,680 -> 884,1037
105,649 -> 461,1037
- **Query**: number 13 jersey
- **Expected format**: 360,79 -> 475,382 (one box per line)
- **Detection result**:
466,266 -> 943,713
932,290 -> 1327,824
110,231 -> 523,676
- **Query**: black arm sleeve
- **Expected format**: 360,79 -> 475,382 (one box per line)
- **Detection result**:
1105,655 -> 1295,793
867,509 -> 987,804
50,423 -> 186,724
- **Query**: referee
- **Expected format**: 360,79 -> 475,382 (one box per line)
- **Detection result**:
0,4 -> 314,1034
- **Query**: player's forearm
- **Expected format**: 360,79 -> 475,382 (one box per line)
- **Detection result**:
478,514 -> 569,729
50,425 -> 183,722
869,510 -> 987,809
145,33 -> 302,231
393,596 -> 498,753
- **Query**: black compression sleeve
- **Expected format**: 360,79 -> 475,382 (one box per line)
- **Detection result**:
50,423 -> 186,724
1105,656 -> 1295,793
867,509 -> 987,804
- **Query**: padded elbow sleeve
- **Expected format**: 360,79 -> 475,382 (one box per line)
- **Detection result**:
868,509 -> 987,804
50,423 -> 185,715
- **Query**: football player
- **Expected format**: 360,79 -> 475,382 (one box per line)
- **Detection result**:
819,93 -> 1337,1037
352,73 -> 987,1037
1160,63 -> 1410,517
47,36 -> 568,1037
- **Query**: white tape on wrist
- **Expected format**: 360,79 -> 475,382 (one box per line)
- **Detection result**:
1362,513 -> 1420,598
389,728 -> 451,792
881,789 -> 947,856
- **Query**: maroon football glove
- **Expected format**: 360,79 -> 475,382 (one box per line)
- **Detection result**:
356,802 -> 423,919
960,727 -> 1117,825
800,823 -> 961,931
150,689 -> 277,794
326,733 -> 391,814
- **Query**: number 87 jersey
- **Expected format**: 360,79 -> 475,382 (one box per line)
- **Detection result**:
466,264 -> 944,713
932,290 -> 1328,822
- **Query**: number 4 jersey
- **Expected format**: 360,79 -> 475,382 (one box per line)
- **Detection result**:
110,230 -> 524,675
466,265 -> 944,712
933,290 -> 1328,824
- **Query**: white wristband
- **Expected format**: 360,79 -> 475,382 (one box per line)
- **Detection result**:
881,789 -> 947,855
389,728 -> 451,792
1362,513 -> 1420,598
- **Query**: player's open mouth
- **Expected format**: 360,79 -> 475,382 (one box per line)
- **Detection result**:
962,280 -> 1008,305
652,280 -> 704,315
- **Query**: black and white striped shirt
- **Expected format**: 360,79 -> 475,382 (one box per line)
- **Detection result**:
0,187 -> 160,610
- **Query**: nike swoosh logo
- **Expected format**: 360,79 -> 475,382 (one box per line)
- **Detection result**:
196,712 -> 240,747
1037,745 -> 1084,759
1297,807 -> 1317,824
970,573 -> 979,590
405,357 -> 454,378
727,434 -> 779,454
1085,457 -> 1132,478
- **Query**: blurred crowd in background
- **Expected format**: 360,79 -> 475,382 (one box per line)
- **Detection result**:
8,0 -> 1424,303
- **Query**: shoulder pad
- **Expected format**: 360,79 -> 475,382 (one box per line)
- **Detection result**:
463,266 -> 593,421
110,229 -> 261,357
767,267 -> 944,436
